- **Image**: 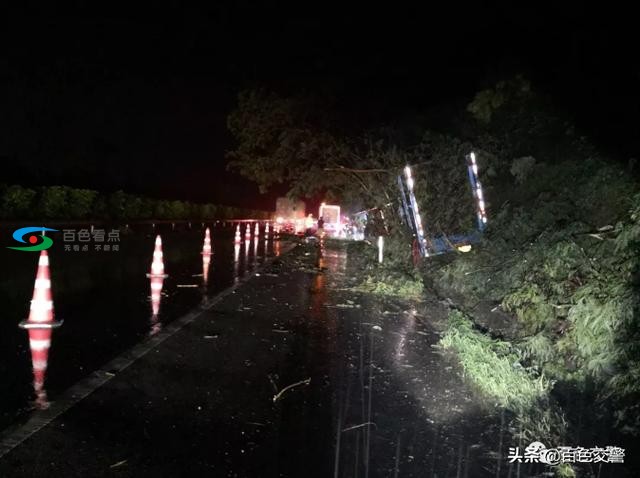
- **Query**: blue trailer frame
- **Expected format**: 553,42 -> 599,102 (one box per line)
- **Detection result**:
399,151 -> 487,257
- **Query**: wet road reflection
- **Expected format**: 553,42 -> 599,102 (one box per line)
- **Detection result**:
0,241 -> 575,477
0,223 -> 276,431
309,246 -> 503,477
202,250 -> 211,287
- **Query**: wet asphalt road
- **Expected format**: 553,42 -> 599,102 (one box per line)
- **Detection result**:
0,241 -> 508,477
0,226 -> 276,430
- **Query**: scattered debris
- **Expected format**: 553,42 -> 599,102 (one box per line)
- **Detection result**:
272,329 -> 290,334
272,378 -> 311,403
177,284 -> 199,288
203,335 -> 219,339
325,303 -> 357,309
267,374 -> 279,393
372,325 -> 382,331
342,422 -> 377,433
110,460 -> 127,469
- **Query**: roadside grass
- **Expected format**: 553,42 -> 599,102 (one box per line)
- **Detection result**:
354,273 -> 424,300
440,310 -> 549,412
347,237 -> 425,300
440,310 -> 568,451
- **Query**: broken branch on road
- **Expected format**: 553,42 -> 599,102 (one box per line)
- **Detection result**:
341,422 -> 377,433
272,378 -> 311,403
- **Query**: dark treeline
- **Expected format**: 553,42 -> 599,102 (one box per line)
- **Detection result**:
0,184 -> 270,221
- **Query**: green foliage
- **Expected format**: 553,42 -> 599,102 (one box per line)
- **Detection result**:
356,273 -> 424,299
227,89 -> 353,197
517,334 -> 556,367
440,310 -> 549,412
411,132 -> 478,233
66,188 -> 98,218
467,77 -> 530,124
441,311 -> 568,444
0,184 -> 269,221
0,185 -> 36,218
107,190 -> 127,219
349,235 -> 424,299
39,186 -> 68,218
432,162 -> 640,441
167,200 -> 187,219
509,156 -> 536,184
554,463 -> 576,478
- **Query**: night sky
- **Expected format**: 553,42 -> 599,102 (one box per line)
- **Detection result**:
3,4 -> 639,209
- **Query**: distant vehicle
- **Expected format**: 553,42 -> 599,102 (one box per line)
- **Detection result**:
319,203 -> 342,237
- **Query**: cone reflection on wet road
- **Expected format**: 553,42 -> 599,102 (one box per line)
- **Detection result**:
202,253 -> 211,286
234,225 -> 241,244
254,222 -> 259,238
234,243 -> 241,285
245,224 -> 251,241
265,222 -> 270,239
244,239 -> 250,273
149,274 -> 165,336
19,250 -> 62,409
253,233 -> 259,259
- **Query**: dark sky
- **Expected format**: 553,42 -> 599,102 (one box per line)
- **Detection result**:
3,4 -> 639,209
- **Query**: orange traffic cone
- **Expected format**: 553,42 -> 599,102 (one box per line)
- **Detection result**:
146,235 -> 168,278
254,222 -> 259,237
202,253 -> 211,286
202,227 -> 212,255
265,222 -> 270,240
245,224 -> 251,241
19,250 -> 62,406
234,225 -> 241,244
